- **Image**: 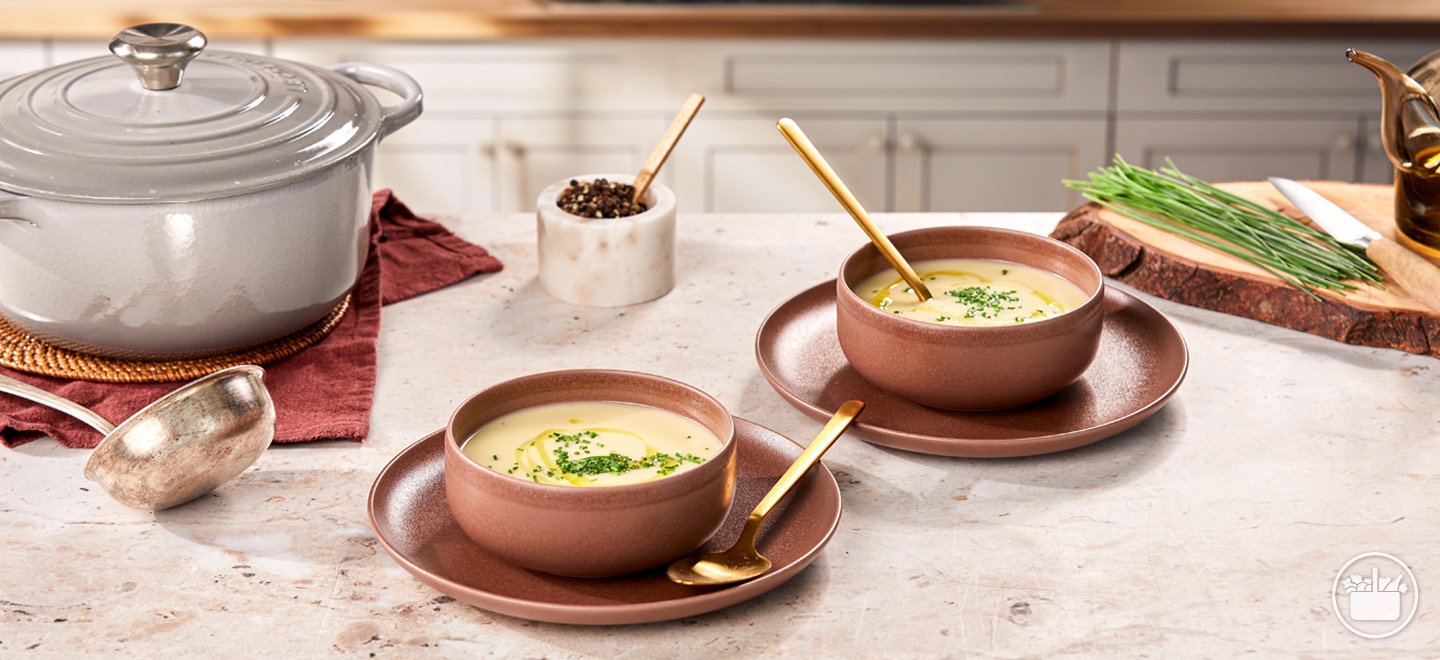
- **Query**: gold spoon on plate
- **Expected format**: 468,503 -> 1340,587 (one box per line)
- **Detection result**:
777,117 -> 932,301
667,400 -> 864,586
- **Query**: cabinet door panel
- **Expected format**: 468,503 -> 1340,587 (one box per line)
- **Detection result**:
1116,40 -> 1438,114
893,119 -> 1107,212
672,117 -> 887,213
0,41 -> 44,80
373,116 -> 496,216
1115,118 -> 1361,183
1361,148 -> 1398,186
275,40 -> 676,113
496,117 -> 669,213
721,40 -> 1111,113
1359,115 -> 1398,185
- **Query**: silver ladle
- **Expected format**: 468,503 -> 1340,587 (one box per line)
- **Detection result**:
0,365 -> 275,510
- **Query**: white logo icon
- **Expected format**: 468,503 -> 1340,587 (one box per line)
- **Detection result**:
1333,552 -> 1419,638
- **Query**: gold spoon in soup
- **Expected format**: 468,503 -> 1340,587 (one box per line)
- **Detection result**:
777,117 -> 932,302
667,400 -> 864,586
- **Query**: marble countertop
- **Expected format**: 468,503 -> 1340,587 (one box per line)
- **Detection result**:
2,211 -> 1437,658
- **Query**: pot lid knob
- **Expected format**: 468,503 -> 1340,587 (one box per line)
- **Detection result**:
109,23 -> 207,91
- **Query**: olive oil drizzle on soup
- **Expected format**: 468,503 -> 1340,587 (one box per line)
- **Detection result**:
855,258 -> 1088,326
461,401 -> 720,487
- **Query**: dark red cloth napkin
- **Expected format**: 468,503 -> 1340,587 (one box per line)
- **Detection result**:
0,190 -> 502,449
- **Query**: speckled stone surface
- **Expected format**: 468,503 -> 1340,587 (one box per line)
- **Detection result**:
2,212 -> 1438,658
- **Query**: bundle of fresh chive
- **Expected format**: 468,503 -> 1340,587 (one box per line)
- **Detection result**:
1063,156 -> 1381,299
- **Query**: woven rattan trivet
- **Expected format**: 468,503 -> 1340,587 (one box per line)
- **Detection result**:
0,295 -> 351,383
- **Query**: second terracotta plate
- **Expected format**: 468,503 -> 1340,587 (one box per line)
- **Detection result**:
368,419 -> 842,625
756,281 -> 1188,457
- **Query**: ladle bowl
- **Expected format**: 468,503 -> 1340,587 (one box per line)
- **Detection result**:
0,365 -> 275,510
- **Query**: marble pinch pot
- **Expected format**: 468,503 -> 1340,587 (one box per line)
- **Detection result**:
536,173 -> 677,307
835,226 -> 1105,411
443,369 -> 737,578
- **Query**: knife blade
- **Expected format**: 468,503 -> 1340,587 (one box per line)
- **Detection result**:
1269,176 -> 1440,314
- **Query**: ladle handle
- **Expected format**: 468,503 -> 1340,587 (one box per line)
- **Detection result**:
0,373 -> 116,435
777,118 -> 932,301
746,400 -> 864,528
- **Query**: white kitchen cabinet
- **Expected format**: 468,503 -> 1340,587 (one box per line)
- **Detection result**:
275,39 -> 686,214
70,36 -> 1427,216
1112,39 -> 1437,188
707,40 -> 1112,114
1359,115 -> 1399,185
0,41 -> 44,80
371,116 -> 498,216
893,118 -> 1108,212
494,116 -> 671,212
670,116 -> 888,213
1114,117 -> 1365,183
273,39 -> 692,114
373,115 -> 672,215
267,38 -> 1115,215
1114,40 -> 1437,115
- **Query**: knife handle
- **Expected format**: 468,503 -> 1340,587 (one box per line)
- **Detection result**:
1367,237 -> 1440,315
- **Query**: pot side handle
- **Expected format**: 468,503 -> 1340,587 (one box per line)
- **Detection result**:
0,189 -> 32,226
327,62 -> 424,139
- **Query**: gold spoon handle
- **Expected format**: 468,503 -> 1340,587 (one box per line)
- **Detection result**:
776,118 -> 932,301
633,93 -> 705,204
747,400 -> 864,532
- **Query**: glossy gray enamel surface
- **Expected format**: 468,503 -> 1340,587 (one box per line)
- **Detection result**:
0,161 -> 372,358
0,31 -> 419,202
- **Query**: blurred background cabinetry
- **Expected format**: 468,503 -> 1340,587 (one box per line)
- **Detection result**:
274,39 -> 1111,215
1112,40 -> 1437,187
20,36 -> 1439,215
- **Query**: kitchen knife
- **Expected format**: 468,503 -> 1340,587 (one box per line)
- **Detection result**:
1269,176 -> 1440,315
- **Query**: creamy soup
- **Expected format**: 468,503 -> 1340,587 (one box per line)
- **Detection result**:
461,401 -> 720,487
853,258 -> 1089,326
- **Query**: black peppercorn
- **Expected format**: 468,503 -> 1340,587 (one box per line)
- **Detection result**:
556,178 -> 648,218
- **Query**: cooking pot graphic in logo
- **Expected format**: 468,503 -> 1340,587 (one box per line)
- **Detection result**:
1333,552 -> 1419,638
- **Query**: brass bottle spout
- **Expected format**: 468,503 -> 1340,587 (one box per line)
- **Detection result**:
1349,48 -> 1440,177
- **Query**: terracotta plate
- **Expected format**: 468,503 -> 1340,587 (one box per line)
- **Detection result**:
368,419 -> 842,625
756,281 -> 1188,457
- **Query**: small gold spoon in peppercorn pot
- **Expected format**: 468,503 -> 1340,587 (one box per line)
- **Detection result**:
667,400 -> 864,586
632,92 -> 704,204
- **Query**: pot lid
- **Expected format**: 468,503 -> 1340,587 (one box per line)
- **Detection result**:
0,24 -> 386,203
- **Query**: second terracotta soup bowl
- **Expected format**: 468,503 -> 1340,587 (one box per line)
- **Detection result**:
836,226 -> 1105,411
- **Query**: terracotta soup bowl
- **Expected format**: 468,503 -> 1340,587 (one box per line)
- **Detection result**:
444,370 -> 737,577
836,226 -> 1104,411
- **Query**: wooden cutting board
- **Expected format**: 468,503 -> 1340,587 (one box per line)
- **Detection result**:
1050,180 -> 1440,359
